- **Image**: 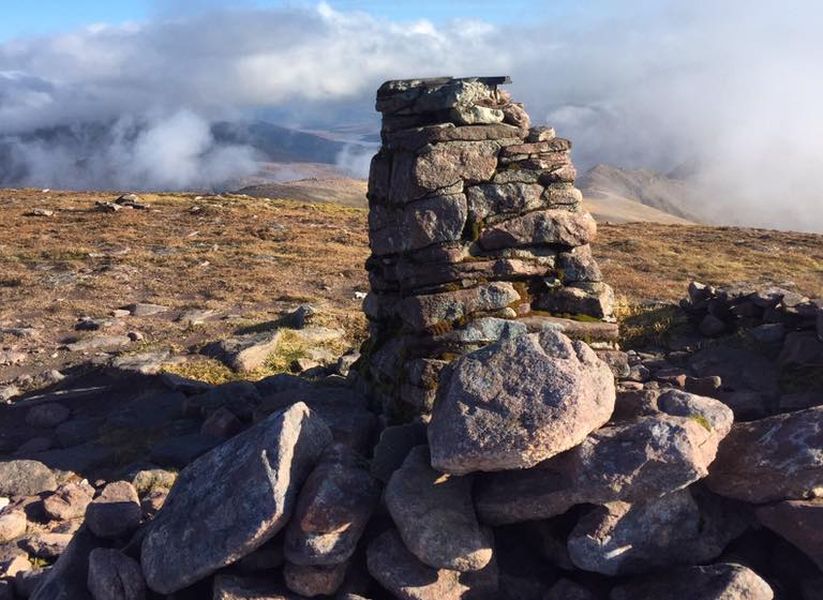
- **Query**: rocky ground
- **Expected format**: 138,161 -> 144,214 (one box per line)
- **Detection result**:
0,187 -> 821,599
0,279 -> 819,599
1,188 -> 819,393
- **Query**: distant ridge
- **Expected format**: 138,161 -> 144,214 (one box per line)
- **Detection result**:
579,164 -> 700,224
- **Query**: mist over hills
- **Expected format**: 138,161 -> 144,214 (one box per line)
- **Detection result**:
0,116 -> 373,192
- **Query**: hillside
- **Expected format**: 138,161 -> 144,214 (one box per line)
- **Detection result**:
0,188 -> 820,388
579,164 -> 700,223
236,177 -> 369,208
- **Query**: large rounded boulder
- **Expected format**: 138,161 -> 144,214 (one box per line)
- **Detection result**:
428,329 -> 615,475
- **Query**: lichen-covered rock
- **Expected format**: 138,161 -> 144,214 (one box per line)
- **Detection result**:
391,141 -> 499,201
466,182 -> 545,221
477,209 -> 597,250
370,193 -> 468,256
140,402 -> 332,594
386,446 -> 493,572
0,460 -> 56,497
706,407 -> 823,503
429,329 -> 615,475
476,391 -> 733,524
397,282 -> 521,332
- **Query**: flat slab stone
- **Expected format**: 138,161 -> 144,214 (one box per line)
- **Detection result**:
517,315 -> 619,343
0,460 -> 56,497
705,406 -> 823,503
477,209 -> 597,250
203,330 -> 282,373
140,402 -> 332,594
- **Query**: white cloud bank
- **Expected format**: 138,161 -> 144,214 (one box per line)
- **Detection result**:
0,1 -> 821,231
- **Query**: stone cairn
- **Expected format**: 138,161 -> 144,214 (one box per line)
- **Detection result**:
363,76 -> 616,420
14,79 -> 819,600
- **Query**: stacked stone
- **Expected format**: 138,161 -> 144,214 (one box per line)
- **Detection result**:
682,281 -> 822,339
364,76 -> 615,419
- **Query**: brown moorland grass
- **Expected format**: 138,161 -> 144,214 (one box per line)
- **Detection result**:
0,188 -> 820,383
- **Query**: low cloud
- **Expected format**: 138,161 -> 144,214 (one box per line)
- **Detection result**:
0,1 -> 820,230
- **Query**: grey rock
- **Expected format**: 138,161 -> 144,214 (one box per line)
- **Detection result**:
110,350 -> 183,375
140,402 -> 332,593
234,539 -> 284,574
397,282 -> 521,333
387,446 -> 492,572
476,391 -> 734,524
55,418 -> 100,448
85,481 -> 141,539
122,303 -> 167,316
391,141 -> 499,202
0,385 -> 21,403
567,488 -> 747,575
203,330 -> 282,373
478,209 -> 597,251
256,385 -> 376,455
557,245 -> 602,283
87,548 -> 146,600
429,330 -> 615,475
466,182 -> 545,221
699,314 -> 727,337
779,331 -> 823,368
706,406 -> 823,503
201,407 -> 242,439
0,460 -> 57,496
366,528 -> 499,600
370,193 -> 468,256
609,563 -> 774,600
534,282 -> 615,319
284,444 -> 380,566
66,335 -> 132,352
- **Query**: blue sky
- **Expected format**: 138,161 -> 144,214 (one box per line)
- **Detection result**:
0,0 -> 577,41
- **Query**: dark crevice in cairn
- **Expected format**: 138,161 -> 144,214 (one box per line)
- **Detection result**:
362,76 -> 616,421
